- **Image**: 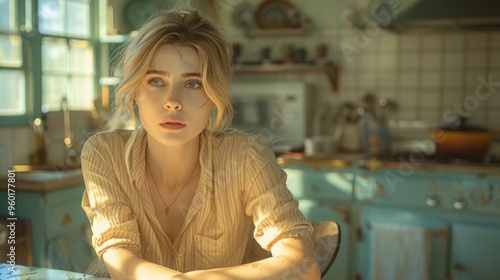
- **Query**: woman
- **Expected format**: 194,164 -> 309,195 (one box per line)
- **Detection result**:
81,9 -> 320,280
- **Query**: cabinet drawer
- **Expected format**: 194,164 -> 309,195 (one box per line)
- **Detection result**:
285,168 -> 354,201
46,199 -> 88,239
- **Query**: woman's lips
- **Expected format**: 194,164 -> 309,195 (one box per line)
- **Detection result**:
160,122 -> 186,130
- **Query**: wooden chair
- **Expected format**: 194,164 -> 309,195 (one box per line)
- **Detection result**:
312,221 -> 341,278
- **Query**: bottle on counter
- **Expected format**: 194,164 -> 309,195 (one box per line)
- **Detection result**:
357,92 -> 390,156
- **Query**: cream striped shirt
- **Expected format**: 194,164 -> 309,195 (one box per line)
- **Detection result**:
81,129 -> 312,276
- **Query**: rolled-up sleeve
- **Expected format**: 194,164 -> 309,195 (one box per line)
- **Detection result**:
244,137 -> 313,250
81,134 -> 141,258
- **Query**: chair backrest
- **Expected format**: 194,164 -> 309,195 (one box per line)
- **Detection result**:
311,221 -> 341,278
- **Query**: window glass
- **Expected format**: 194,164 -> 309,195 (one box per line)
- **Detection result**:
70,40 -> 94,73
0,0 -> 16,33
0,70 -> 26,115
38,0 -> 65,36
71,76 -> 94,109
42,37 -> 69,72
0,34 -> 22,67
67,0 -> 90,37
39,0 -> 90,38
42,75 -> 68,112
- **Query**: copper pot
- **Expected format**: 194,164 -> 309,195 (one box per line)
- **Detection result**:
428,117 -> 499,158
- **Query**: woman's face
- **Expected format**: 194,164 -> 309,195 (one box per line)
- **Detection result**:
135,44 -> 214,146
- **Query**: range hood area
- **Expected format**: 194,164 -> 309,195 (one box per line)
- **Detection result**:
378,0 -> 500,32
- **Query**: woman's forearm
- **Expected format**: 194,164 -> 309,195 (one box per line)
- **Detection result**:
175,255 -> 319,280
102,247 -> 182,280
174,236 -> 321,280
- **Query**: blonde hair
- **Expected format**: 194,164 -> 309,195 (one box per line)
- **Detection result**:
107,9 -> 234,136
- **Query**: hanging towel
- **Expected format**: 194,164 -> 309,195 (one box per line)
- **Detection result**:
370,222 -> 430,280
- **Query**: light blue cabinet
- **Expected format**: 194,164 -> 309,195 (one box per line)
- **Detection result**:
284,165 -> 355,280
0,185 -> 95,273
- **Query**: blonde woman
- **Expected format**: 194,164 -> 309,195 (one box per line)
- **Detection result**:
81,9 -> 320,280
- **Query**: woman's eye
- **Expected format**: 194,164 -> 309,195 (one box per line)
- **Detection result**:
186,81 -> 202,89
148,78 -> 164,87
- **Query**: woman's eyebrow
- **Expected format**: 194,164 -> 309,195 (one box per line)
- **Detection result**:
145,70 -> 201,78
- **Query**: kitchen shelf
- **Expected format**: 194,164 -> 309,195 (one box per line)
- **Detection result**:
233,62 -> 339,92
99,34 -> 130,43
244,27 -> 310,37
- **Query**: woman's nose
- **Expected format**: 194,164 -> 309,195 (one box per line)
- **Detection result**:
163,91 -> 182,110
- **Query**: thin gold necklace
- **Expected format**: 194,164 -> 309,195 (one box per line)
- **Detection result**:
147,156 -> 198,216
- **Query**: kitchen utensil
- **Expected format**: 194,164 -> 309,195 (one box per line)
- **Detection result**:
305,135 -> 337,158
61,97 -> 80,168
428,116 -> 499,158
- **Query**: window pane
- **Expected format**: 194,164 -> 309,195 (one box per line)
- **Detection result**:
39,0 -> 64,36
0,34 -> 22,67
66,0 -> 90,38
70,76 -> 94,110
0,0 -> 16,33
70,40 -> 93,73
42,75 -> 68,112
42,37 -> 69,72
0,70 -> 26,115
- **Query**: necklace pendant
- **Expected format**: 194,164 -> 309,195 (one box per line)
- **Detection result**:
165,207 -> 170,215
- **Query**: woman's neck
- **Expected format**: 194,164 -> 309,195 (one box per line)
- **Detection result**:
145,135 -> 200,188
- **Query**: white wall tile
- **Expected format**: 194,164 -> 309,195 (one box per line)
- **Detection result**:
491,31 -> 500,48
420,109 -> 441,122
466,32 -> 489,49
467,50 -> 489,68
400,35 -> 420,50
400,52 -> 419,69
358,53 -> 377,70
421,90 -> 442,108
486,111 -> 500,127
421,72 -> 441,89
398,107 -> 418,120
378,53 -> 398,70
400,71 -> 419,88
12,127 -> 36,165
422,52 -> 442,69
444,33 -> 465,49
491,51 -> 500,68
443,88 -> 464,106
422,34 -> 443,50
379,72 -> 397,88
465,70 -> 489,89
444,51 -> 465,69
443,71 -> 464,88
399,90 -> 419,107
379,33 -> 398,52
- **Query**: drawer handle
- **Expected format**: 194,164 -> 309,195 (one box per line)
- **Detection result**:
62,213 -> 71,226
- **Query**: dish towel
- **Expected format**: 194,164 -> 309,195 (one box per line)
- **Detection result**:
370,222 -> 430,280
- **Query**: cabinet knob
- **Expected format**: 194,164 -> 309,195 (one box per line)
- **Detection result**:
62,213 -> 71,226
425,194 -> 440,207
452,197 -> 467,210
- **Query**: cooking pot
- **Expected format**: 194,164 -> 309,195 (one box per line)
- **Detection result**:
428,117 -> 499,158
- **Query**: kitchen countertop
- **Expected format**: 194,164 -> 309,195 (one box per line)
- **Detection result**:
0,169 -> 84,193
278,152 -> 500,175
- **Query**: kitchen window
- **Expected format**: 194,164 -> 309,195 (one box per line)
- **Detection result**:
0,0 -> 96,126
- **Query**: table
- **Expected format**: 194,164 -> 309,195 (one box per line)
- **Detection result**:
0,264 -> 110,279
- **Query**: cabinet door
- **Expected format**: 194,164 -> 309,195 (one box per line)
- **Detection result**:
356,206 -> 448,280
451,222 -> 500,280
297,199 -> 350,280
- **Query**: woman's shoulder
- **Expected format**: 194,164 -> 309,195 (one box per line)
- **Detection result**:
82,129 -> 135,153
213,129 -> 274,158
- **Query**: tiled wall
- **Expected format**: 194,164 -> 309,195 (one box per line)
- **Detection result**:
229,29 -> 500,131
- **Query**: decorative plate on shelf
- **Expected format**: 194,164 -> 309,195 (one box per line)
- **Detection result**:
254,0 -> 296,29
233,3 -> 253,28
